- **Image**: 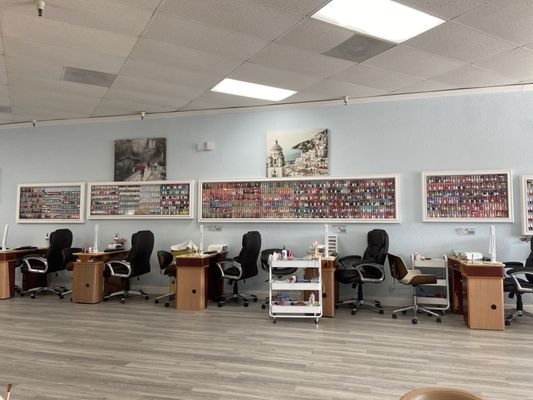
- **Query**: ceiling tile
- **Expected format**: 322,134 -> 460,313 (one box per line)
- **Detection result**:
405,21 -> 514,63
11,105 -> 87,121
393,79 -> 455,94
324,34 -> 395,63
93,99 -> 178,116
9,0 -> 154,37
248,0 -> 330,17
111,75 -> 205,100
457,0 -> 533,46
332,64 -> 422,91
250,43 -> 354,78
394,0 -> 492,20
276,19 -> 354,54
3,11 -> 138,57
5,56 -> 64,80
129,39 -> 242,76
181,91 -> 272,110
105,88 -> 189,109
364,45 -> 467,79
120,59 -> 221,90
228,63 -> 322,90
277,91 -> 331,104
4,36 -> 126,74
159,0 -> 302,41
144,14 -> 269,60
304,79 -> 387,98
9,73 -> 108,98
10,87 -> 101,114
474,48 -> 533,81
432,65 -> 513,88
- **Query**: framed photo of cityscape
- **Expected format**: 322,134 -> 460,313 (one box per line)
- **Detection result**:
114,138 -> 166,181
266,129 -> 328,177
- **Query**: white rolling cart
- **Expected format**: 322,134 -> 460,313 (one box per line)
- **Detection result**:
410,254 -> 450,313
269,257 -> 322,324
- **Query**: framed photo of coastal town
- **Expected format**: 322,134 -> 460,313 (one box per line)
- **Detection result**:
266,129 -> 329,177
114,138 -> 166,181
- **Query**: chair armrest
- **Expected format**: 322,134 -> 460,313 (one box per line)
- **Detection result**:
21,256 -> 48,273
354,262 -> 385,283
504,261 -> 524,268
216,258 -> 242,280
507,268 -> 533,290
337,255 -> 362,269
105,260 -> 131,278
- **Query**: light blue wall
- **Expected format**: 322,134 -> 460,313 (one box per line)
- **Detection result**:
1,90 -> 532,302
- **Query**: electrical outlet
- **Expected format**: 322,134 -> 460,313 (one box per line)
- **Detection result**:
207,225 -> 222,232
334,225 -> 346,233
456,228 -> 475,236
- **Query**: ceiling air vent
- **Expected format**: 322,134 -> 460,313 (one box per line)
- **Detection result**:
324,33 -> 395,63
61,66 -> 116,87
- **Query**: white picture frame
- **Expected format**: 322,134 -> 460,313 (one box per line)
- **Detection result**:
520,175 -> 533,235
422,170 -> 513,223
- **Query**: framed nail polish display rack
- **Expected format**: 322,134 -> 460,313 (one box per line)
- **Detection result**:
520,176 -> 533,235
422,170 -> 513,222
88,181 -> 193,219
199,175 -> 399,223
17,182 -> 85,223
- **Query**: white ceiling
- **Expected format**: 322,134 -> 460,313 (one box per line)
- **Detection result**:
0,0 -> 531,124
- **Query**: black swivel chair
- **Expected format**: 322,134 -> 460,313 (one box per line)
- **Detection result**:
260,248 -> 296,310
503,241 -> 533,326
154,250 -> 176,307
57,246 -> 83,300
104,230 -> 154,303
335,229 -> 388,315
19,229 -> 73,299
216,231 -> 261,307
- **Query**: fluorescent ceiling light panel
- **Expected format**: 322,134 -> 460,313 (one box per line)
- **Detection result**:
312,0 -> 445,43
211,79 -> 296,101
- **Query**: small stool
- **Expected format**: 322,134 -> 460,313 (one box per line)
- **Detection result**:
400,387 -> 483,400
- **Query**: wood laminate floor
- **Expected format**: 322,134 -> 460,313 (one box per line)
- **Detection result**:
0,295 -> 532,400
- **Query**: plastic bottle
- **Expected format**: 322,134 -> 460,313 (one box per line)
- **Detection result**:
281,244 -> 287,260
44,232 -> 50,248
114,233 -> 119,243
308,293 -> 315,306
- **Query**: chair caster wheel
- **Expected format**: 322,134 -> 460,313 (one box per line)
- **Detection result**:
253,297 -> 257,302
392,313 -> 397,319
436,317 -> 442,323
351,309 -> 356,315
30,294 -> 35,299
103,297 -> 109,302
154,299 -> 159,304
120,299 -> 125,304
59,294 -> 64,300
402,310 -> 407,314
412,318 -> 418,324
379,309 -> 384,315
273,318 -> 276,324
261,304 -> 266,310
505,320 -> 511,326
19,292 -> 25,297
164,302 -> 170,307
244,302 -> 249,307
218,303 -> 223,307
144,295 -> 149,300
315,318 -> 319,324
335,305 -> 339,309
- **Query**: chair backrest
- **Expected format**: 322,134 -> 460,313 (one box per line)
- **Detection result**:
362,229 -> 389,265
46,229 -> 73,273
127,230 -> 154,277
260,248 -> 283,272
525,240 -> 533,283
62,247 -> 83,270
388,253 -> 409,281
157,250 -> 173,270
236,231 -> 261,279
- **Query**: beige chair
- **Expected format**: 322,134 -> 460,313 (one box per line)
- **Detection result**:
387,253 -> 442,324
400,387 -> 483,400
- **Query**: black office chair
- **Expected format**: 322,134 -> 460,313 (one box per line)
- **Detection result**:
57,247 -> 83,300
154,250 -> 176,307
503,241 -> 533,326
13,246 -> 38,294
19,229 -> 73,299
388,253 -> 442,324
104,230 -> 153,303
216,231 -> 261,307
260,248 -> 296,310
335,229 -> 388,315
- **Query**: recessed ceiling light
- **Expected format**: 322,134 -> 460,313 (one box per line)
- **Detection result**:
211,79 -> 297,101
312,0 -> 445,43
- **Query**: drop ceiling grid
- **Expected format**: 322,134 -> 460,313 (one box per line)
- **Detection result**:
158,0 -> 304,41
110,75 -> 206,101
